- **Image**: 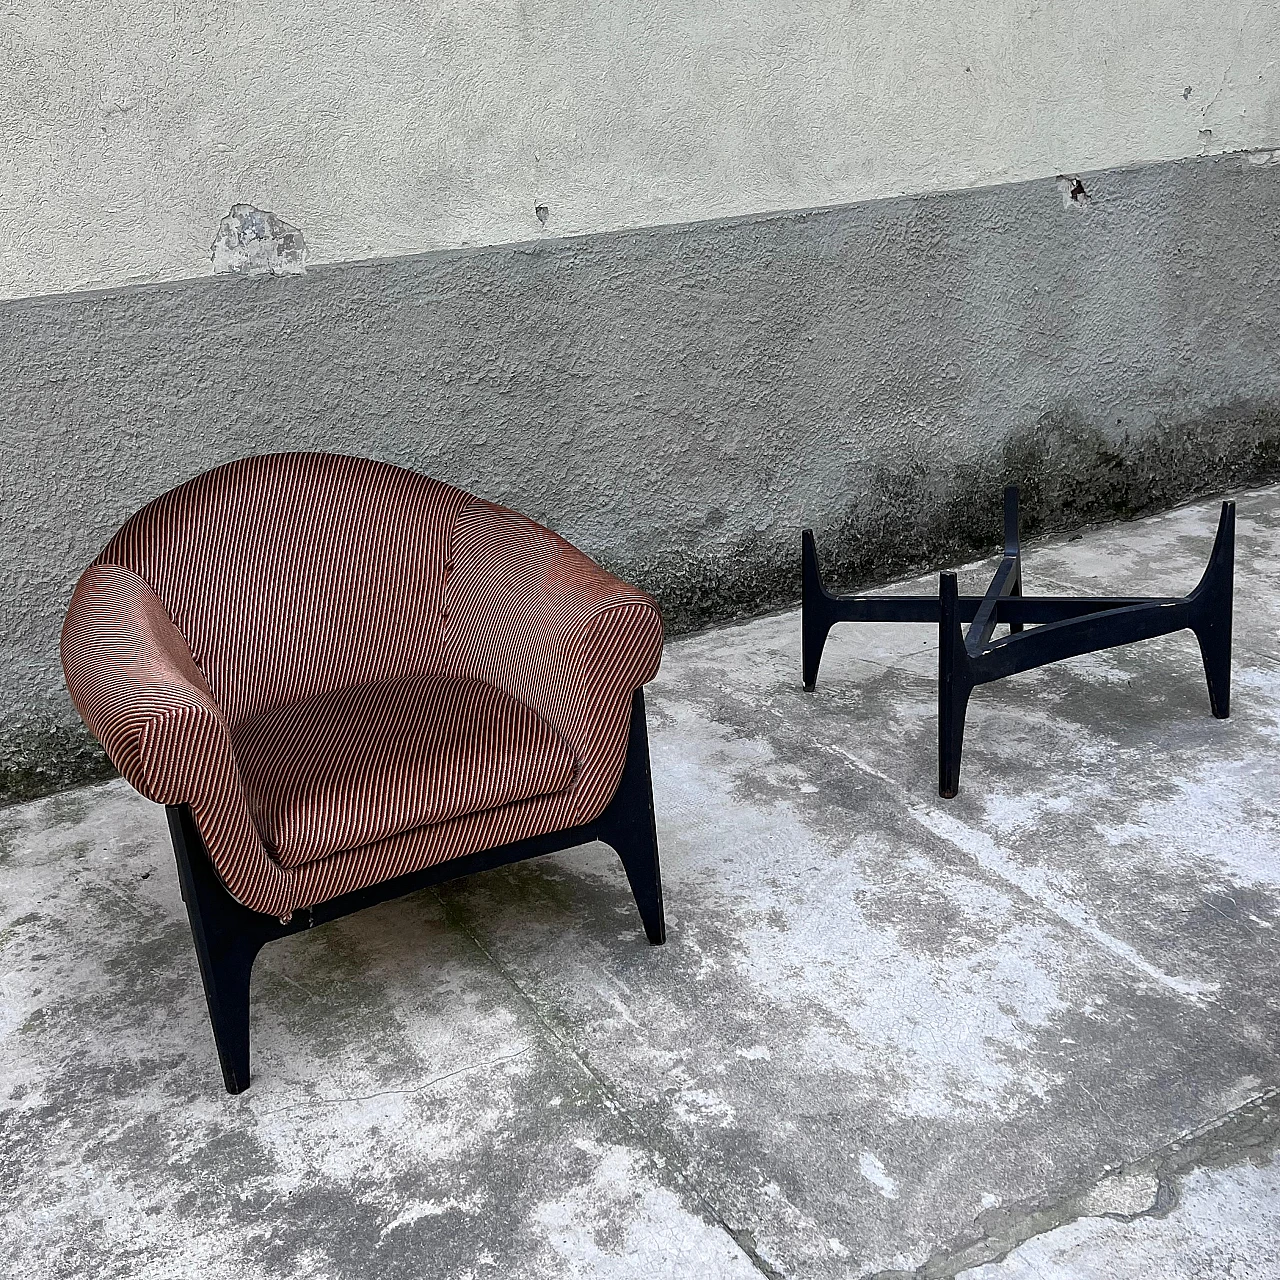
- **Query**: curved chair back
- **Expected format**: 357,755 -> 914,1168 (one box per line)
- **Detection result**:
98,453 -> 470,726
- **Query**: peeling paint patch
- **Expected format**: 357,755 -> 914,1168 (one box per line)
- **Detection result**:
210,204 -> 307,277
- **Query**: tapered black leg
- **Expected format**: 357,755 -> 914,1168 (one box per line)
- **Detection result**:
938,573 -> 973,798
596,689 -> 666,944
1007,569 -> 1024,635
168,807 -> 271,1093
1195,618 -> 1232,719
802,529 -> 834,691
1004,487 -> 1025,635
1190,501 -> 1236,719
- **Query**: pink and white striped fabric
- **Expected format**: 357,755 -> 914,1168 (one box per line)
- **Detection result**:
61,453 -> 663,917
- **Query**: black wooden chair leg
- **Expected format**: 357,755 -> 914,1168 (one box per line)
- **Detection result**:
168,806 -> 271,1094
802,529 -> 834,691
1190,501 -> 1235,720
198,941 -> 257,1095
1004,486 -> 1026,636
938,572 -> 973,799
1196,626 -> 1232,720
596,689 -> 666,945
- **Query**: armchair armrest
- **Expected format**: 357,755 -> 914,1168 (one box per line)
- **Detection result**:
441,500 -> 663,748
61,563 -> 239,806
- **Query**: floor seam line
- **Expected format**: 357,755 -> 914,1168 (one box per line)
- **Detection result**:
430,887 -> 781,1279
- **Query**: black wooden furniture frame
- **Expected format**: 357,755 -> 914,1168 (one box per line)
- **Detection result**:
168,688 -> 664,1094
803,488 -> 1235,798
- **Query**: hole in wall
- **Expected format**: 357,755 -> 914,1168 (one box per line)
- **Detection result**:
1055,175 -> 1091,210
534,204 -> 549,226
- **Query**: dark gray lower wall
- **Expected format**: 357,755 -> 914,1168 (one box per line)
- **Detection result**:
3,151 -> 1279,802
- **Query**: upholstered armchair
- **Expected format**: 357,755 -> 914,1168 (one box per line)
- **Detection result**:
62,453 -> 665,1093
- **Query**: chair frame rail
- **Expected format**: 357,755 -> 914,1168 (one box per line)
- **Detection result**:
168,687 -> 665,1094
802,487 -> 1235,798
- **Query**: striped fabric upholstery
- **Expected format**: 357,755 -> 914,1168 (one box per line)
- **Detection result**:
61,453 -> 663,918
231,672 -> 576,868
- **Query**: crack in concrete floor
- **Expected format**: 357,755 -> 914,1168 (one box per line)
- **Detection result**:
869,1088 -> 1280,1278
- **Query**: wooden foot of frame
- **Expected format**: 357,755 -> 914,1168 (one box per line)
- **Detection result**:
168,688 -> 665,1093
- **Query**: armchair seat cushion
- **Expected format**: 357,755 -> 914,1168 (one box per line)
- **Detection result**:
230,673 -> 577,869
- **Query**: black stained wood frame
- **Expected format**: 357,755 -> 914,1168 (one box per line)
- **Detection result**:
167,687 -> 665,1094
803,488 -> 1235,798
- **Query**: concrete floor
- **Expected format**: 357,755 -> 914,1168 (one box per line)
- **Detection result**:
4,487 -> 1280,1279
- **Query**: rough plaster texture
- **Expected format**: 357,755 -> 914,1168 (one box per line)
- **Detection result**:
1,0 -> 1277,299
3,489 -> 1280,1277
3,151 -> 1280,799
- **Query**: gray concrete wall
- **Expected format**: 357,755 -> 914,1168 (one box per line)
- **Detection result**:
3,150 -> 1280,800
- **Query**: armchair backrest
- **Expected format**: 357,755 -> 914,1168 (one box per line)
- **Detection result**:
99,453 -> 471,726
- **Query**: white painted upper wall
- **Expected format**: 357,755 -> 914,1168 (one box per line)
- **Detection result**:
2,0 -> 1276,300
